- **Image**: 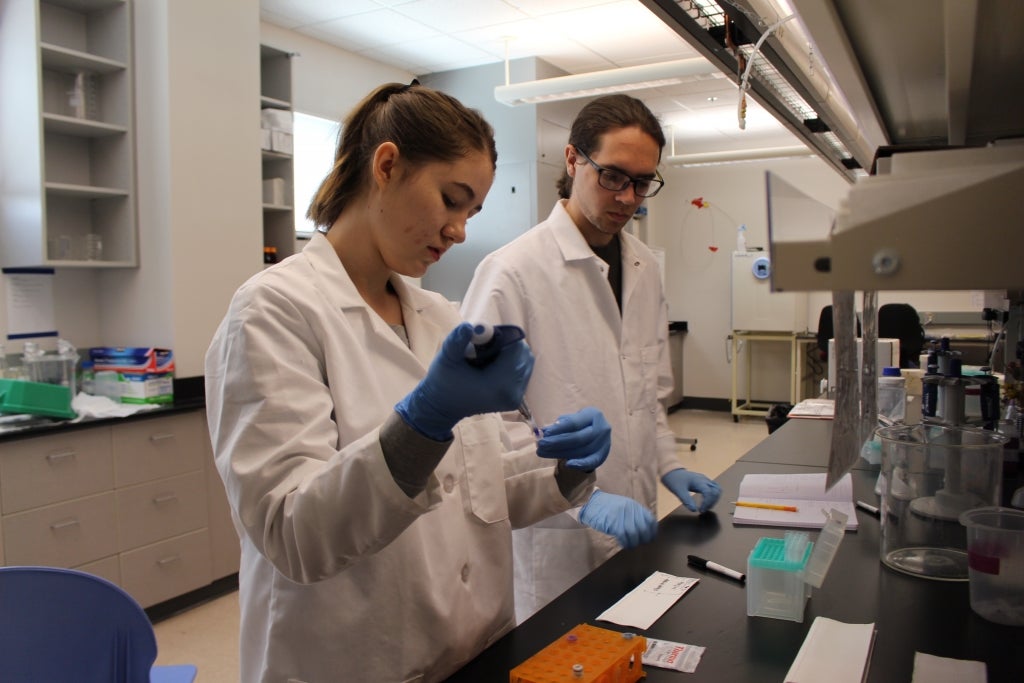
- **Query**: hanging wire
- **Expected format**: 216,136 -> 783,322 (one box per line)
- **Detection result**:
737,13 -> 795,129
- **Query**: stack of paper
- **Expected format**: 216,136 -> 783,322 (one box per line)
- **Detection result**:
787,398 -> 835,419
732,472 -> 858,530
785,617 -> 875,683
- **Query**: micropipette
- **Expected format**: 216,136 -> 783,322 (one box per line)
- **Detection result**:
465,323 -> 543,440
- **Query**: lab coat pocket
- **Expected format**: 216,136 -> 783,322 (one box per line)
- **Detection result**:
454,414 -> 510,525
626,343 -> 660,411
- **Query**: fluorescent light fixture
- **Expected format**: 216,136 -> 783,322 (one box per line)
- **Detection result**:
665,145 -> 814,166
494,58 -> 720,106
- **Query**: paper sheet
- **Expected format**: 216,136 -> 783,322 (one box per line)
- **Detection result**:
3,268 -> 56,340
911,652 -> 987,683
596,571 -> 698,630
784,617 -> 875,683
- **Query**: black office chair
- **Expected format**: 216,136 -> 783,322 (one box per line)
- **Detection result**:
815,305 -> 861,362
878,303 -> 926,368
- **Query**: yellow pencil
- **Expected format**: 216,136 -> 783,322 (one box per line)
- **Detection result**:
733,501 -> 799,512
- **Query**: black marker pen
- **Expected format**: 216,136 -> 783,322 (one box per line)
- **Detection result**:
687,554 -> 746,583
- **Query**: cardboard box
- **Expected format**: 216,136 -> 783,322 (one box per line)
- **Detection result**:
90,347 -> 174,404
260,108 -> 293,132
270,130 -> 293,155
262,177 -> 286,206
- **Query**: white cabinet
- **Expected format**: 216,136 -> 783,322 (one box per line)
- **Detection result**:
0,0 -> 137,268
260,44 -> 295,263
0,409 -> 239,608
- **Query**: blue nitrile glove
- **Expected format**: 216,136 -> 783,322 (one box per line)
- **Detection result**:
535,407 -> 611,472
395,322 -> 534,441
578,490 -> 657,549
661,468 -> 721,513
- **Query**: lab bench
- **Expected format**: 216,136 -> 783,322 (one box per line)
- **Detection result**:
444,418 -> 1023,682
0,382 -> 239,614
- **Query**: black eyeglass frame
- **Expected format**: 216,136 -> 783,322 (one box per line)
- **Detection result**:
573,146 -> 665,198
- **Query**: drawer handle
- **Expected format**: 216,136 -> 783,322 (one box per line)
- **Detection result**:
50,518 -> 80,531
152,493 -> 179,505
157,554 -> 182,567
46,449 -> 77,463
149,432 -> 176,442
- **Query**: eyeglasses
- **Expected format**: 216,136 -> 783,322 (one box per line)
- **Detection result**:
574,147 -> 664,198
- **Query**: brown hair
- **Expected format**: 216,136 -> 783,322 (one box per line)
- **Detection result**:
557,94 -> 665,199
307,82 -> 498,229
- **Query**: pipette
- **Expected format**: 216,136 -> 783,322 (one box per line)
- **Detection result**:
465,323 -> 543,440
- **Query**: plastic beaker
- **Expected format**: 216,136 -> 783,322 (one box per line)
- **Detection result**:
959,507 -> 1024,625
877,424 -> 1007,580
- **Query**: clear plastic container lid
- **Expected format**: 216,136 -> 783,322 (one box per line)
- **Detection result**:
802,508 -> 848,588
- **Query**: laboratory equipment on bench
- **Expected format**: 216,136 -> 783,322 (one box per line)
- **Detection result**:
877,424 -> 1007,581
509,623 -> 645,683
920,338 -> 1001,430
465,323 -> 542,439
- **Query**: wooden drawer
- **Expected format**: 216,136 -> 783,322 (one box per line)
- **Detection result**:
3,492 -> 118,567
119,529 -> 212,608
75,554 -> 121,587
1,427 -> 113,514
113,412 -> 205,487
117,470 -> 208,551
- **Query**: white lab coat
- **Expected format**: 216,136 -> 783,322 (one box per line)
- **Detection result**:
205,233 -> 590,683
461,200 -> 680,621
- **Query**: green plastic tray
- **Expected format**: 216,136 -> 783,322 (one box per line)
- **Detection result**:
0,379 -> 76,419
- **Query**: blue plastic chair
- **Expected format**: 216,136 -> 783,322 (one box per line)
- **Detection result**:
0,566 -> 197,683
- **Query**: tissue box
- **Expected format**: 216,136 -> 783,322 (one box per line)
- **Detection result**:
90,347 -> 174,404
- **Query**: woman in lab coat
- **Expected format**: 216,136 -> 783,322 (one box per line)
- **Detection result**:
205,83 -> 607,683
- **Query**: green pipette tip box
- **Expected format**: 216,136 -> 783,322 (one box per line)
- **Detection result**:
0,379 -> 76,419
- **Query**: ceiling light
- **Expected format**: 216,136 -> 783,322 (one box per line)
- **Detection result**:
494,58 -> 720,106
665,145 -> 814,166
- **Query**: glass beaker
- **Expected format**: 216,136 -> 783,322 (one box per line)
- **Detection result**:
877,424 -> 1007,580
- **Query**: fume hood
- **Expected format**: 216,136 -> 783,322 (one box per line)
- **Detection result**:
641,0 -> 1024,292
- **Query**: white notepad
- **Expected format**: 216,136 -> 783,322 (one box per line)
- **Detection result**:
733,472 -> 859,530
596,571 -> 699,630
785,617 -> 875,683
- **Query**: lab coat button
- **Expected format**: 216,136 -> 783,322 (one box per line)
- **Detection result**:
461,564 -> 470,582
443,474 -> 455,493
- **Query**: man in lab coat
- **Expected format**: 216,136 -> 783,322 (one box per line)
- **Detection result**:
462,94 -> 721,622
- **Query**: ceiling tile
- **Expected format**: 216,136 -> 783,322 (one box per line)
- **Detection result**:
260,0 -> 376,26
309,8 -> 441,51
392,0 -> 527,34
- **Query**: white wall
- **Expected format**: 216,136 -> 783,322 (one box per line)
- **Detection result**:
646,157 -> 991,402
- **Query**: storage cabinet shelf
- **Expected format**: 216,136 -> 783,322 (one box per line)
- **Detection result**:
43,113 -> 127,136
0,0 -> 137,269
260,44 -> 295,263
46,182 -> 128,197
41,42 -> 125,72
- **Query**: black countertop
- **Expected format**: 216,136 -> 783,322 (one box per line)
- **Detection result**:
445,423 -> 1024,682
0,376 -> 205,443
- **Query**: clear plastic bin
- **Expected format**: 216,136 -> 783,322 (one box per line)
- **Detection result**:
23,340 -> 79,397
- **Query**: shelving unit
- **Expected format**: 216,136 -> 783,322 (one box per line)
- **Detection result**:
0,0 -> 137,268
260,44 -> 295,263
